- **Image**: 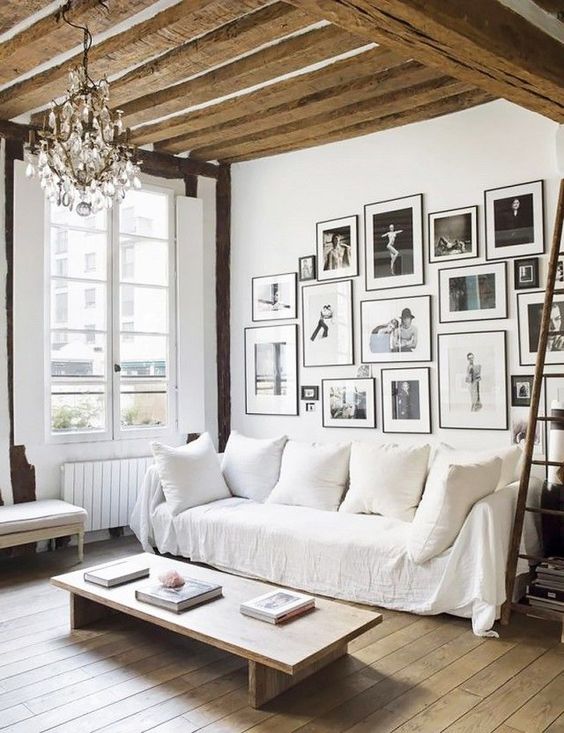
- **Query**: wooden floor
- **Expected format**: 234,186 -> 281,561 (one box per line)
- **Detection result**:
0,537 -> 563,733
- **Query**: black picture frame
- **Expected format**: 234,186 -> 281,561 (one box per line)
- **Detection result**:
514,257 -> 540,290
301,279 -> 354,368
428,205 -> 479,264
484,179 -> 544,261
300,385 -> 319,401
321,378 -> 376,429
517,290 -> 564,366
438,261 -> 508,323
298,255 -> 316,282
380,366 -> 432,434
316,215 -> 359,281
251,272 -> 297,322
511,375 -> 533,407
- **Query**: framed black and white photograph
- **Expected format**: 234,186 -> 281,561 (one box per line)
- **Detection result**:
485,180 -> 544,260
302,280 -> 354,367
360,295 -> 431,363
511,375 -> 534,407
364,194 -> 424,291
244,324 -> 298,415
438,330 -> 508,430
428,205 -> 478,264
300,385 -> 319,401
514,257 -> 539,290
322,378 -> 376,428
438,261 -> 507,323
557,257 -> 564,283
252,273 -> 297,321
298,255 -> 316,282
517,291 -> 564,366
381,367 -> 431,434
316,215 -> 358,281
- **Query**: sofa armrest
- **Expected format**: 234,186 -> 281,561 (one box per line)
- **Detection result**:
129,464 -> 165,551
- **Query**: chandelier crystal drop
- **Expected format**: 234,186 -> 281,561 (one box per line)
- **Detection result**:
25,3 -> 142,217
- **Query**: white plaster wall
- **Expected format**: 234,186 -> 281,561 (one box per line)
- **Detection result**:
231,100 -> 561,452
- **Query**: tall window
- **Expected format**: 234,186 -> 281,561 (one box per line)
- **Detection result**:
47,186 -> 176,440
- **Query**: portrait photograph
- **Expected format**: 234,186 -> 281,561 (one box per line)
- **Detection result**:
485,180 -> 544,260
518,291 -> 564,366
322,378 -> 376,428
360,294 -> 432,363
252,273 -> 297,322
438,261 -> 507,323
364,194 -> 424,291
381,367 -> 431,434
245,324 -> 298,415
511,375 -> 533,407
438,330 -> 508,430
302,280 -> 354,367
316,215 -> 358,281
428,205 -> 478,263
514,257 -> 539,290
298,255 -> 316,282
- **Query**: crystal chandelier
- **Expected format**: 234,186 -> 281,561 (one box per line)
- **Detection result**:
25,1 -> 141,217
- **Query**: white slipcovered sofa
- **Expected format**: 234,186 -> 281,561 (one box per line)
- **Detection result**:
130,433 -> 541,637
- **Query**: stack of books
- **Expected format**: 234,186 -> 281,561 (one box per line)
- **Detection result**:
135,578 -> 222,613
240,590 -> 315,624
526,558 -> 564,613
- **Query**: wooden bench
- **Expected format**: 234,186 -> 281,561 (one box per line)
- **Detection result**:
0,499 -> 87,561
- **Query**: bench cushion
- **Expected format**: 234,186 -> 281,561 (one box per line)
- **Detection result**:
0,499 -> 87,536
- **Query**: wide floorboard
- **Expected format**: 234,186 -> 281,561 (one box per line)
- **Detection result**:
0,537 -> 562,733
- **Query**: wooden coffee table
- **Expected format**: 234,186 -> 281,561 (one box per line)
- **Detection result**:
51,552 -> 382,708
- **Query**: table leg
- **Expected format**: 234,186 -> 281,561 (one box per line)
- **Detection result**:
70,593 -> 114,630
248,641 -> 347,709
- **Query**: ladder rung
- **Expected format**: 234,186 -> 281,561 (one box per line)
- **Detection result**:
547,330 -> 564,336
531,460 -> 564,466
525,506 -> 564,517
536,416 -> 564,422
518,553 -> 564,565
511,601 -> 564,622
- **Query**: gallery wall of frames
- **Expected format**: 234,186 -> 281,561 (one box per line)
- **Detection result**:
231,101 -> 562,453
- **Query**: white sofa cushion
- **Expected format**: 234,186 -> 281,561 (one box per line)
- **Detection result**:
408,456 -> 502,564
0,499 -> 87,536
266,440 -> 350,511
152,433 -> 230,516
340,442 -> 430,522
428,444 -> 521,492
221,431 -> 287,502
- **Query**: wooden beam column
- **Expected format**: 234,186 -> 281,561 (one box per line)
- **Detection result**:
215,163 -> 231,452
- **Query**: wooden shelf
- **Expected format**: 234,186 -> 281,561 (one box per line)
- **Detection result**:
531,459 -> 564,467
512,601 -> 563,622
536,416 -> 564,422
525,506 -> 564,517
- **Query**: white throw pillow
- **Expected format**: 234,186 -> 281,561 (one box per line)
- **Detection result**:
427,444 -> 521,492
340,442 -> 430,522
152,433 -> 230,516
266,440 -> 350,511
408,456 -> 502,564
221,431 -> 287,502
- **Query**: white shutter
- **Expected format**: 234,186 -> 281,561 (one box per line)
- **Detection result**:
176,195 -> 206,434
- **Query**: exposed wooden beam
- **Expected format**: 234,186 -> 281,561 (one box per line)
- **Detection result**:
3,0 -> 269,120
118,25 -> 367,127
190,75 -> 473,160
159,60 -> 437,153
223,89 -> 493,162
533,0 -> 563,18
215,164 -> 231,453
0,1 -> 50,36
285,0 -> 564,121
136,47 -> 401,146
0,0 -> 157,86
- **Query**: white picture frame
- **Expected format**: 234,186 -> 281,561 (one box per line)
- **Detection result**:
244,324 -> 298,415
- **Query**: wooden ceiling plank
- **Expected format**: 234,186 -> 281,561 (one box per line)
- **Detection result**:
116,24 -> 368,127
0,0 -> 158,86
0,1 -> 51,36
158,60 -> 439,153
134,46 -> 403,146
533,1 -> 563,18
223,89 -> 493,162
285,0 -> 564,121
1,0 -> 269,120
189,76 -> 475,160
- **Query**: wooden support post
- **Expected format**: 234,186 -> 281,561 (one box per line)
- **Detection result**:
184,173 -> 198,198
216,163 -> 231,452
70,593 -> 114,630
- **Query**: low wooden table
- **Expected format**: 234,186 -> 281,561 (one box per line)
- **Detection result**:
51,552 -> 382,708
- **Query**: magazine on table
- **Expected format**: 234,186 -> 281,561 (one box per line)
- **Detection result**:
240,589 -> 315,624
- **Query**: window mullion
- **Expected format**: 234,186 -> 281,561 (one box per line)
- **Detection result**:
110,203 -> 120,440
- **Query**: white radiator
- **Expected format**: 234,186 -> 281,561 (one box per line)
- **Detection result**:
61,456 -> 153,532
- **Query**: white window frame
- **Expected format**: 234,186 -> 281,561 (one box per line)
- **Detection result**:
45,182 -> 178,444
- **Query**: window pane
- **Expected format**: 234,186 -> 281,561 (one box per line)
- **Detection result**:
50,229 -> 106,280
120,190 -> 168,239
120,334 -> 167,377
51,279 -> 106,330
51,331 -> 106,377
50,205 -> 106,231
51,385 -> 105,433
120,381 -> 167,428
120,236 -> 168,286
120,285 -> 167,333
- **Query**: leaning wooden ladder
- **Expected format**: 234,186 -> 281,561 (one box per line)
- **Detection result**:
502,178 -> 564,640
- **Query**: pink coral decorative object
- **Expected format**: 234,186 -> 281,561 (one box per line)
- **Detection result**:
158,569 -> 185,588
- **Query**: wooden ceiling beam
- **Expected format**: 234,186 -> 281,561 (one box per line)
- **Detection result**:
116,24 -> 368,128
0,0 -> 158,86
0,1 -> 51,36
158,60 -> 438,153
189,76 -> 477,160
285,0 -> 564,121
135,46 -> 403,146
223,88 -> 493,162
1,0 -> 269,120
